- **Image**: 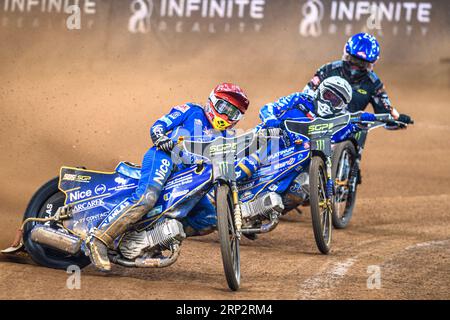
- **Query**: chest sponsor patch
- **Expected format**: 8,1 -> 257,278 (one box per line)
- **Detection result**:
357,89 -> 368,95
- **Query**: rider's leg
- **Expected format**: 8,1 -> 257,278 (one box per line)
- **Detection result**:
182,193 -> 217,237
87,147 -> 173,271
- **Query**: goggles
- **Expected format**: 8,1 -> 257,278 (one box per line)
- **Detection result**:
214,99 -> 243,121
346,54 -> 373,70
322,88 -> 345,110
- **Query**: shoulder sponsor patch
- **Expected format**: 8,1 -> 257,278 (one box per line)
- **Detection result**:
174,104 -> 190,113
169,111 -> 182,120
331,60 -> 343,69
311,76 -> 321,86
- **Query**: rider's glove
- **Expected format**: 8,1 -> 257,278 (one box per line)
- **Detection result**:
258,128 -> 282,137
360,112 -> 377,122
385,121 -> 406,131
398,114 -> 413,124
155,135 -> 174,153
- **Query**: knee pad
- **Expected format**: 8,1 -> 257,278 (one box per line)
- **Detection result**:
139,186 -> 160,210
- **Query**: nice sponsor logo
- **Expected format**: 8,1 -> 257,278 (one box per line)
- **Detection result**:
128,0 -> 266,34
299,0 -> 433,38
1,0 -> 97,29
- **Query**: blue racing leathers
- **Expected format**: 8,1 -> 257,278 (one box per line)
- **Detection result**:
135,103 -> 216,202
135,103 -> 224,234
235,92 -> 364,181
87,103 -> 225,270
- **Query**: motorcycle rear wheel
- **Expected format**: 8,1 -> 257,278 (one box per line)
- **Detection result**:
22,177 -> 90,270
331,141 -> 358,229
216,183 -> 241,291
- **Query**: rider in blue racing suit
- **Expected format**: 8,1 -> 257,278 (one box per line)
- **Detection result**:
235,76 -> 376,182
87,83 -> 250,271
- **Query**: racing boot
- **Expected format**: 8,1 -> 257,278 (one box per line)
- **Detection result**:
87,187 -> 159,271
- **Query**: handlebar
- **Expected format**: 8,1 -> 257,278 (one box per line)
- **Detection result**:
352,113 -> 414,127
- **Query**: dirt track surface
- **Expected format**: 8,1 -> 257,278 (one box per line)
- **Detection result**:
1,26 -> 449,299
1,85 -> 449,300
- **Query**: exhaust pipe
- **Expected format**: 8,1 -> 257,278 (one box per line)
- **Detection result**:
30,225 -> 82,255
241,218 -> 279,234
111,244 -> 181,268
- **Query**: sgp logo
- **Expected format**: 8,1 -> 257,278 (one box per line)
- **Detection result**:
308,123 -> 333,134
210,142 -> 237,157
128,0 -> 153,33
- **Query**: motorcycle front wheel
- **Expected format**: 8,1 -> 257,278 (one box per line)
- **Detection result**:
216,183 -> 241,291
309,156 -> 332,254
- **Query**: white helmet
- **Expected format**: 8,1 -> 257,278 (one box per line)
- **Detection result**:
315,76 -> 352,117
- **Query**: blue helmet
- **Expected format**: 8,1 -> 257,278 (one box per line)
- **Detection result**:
345,33 -> 380,63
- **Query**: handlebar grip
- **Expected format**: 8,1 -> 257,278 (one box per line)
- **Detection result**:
374,114 -> 394,122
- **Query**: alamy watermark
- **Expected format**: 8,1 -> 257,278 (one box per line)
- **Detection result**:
66,265 -> 81,290
66,5 -> 81,30
367,265 -> 381,289
366,4 -> 382,30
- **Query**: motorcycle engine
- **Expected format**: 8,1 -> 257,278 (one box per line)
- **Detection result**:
119,219 -> 186,260
292,172 -> 310,201
241,192 -> 284,220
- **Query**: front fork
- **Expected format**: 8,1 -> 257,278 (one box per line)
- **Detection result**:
231,181 -> 242,240
324,156 -> 334,210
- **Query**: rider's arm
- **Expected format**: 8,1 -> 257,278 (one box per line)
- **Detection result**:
303,63 -> 329,95
259,102 -> 283,128
370,79 -> 400,119
368,73 -> 414,124
370,85 -> 413,126
235,153 -> 262,182
236,125 -> 276,182
259,93 -> 306,128
150,104 -> 192,143
333,119 -> 365,143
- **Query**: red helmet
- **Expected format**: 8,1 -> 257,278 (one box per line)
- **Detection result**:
205,83 -> 249,131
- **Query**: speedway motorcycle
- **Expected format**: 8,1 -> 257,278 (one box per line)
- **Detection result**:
236,113 -> 412,254
2,132 -> 257,292
331,113 -> 413,229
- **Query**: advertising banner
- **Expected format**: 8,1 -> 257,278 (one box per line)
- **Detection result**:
1,0 -> 449,63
